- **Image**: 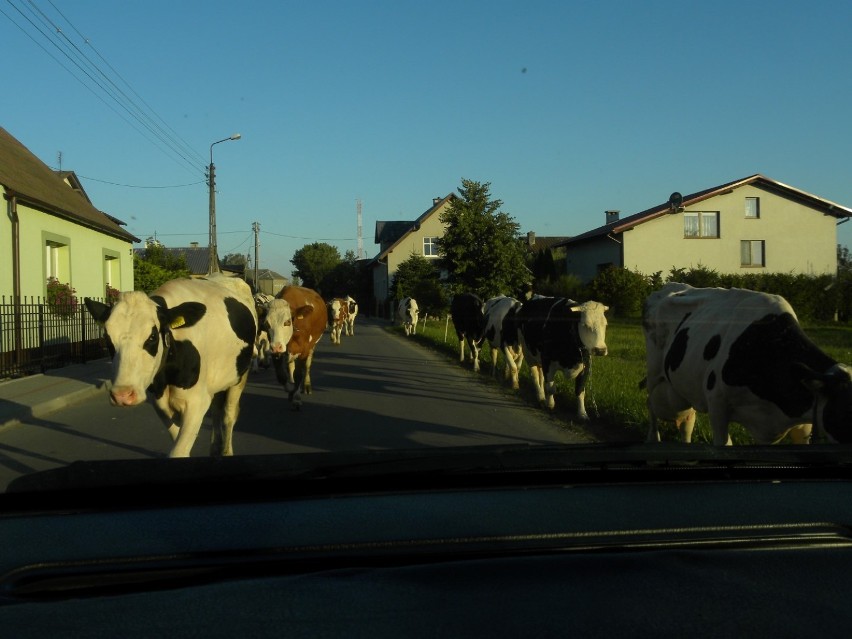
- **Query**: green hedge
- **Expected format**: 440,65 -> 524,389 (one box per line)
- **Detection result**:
583,265 -> 851,322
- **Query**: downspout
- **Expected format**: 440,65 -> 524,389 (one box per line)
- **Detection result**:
6,193 -> 22,361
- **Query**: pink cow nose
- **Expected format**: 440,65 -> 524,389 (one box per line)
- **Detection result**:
110,386 -> 138,406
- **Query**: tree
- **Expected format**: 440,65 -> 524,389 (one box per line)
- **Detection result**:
133,254 -> 191,293
290,242 -> 341,293
222,253 -> 247,267
391,253 -> 448,316
438,179 -> 529,299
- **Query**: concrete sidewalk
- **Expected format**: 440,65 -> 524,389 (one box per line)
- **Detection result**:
0,360 -> 113,430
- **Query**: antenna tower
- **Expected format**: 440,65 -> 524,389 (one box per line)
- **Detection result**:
356,199 -> 363,259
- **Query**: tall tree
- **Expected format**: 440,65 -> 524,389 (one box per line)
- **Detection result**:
438,179 -> 529,298
290,242 -> 341,293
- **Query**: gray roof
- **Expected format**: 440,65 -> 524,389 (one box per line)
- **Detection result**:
0,127 -> 138,243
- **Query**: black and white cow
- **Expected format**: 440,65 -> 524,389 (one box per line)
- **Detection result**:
397,297 -> 419,336
344,295 -> 358,336
516,297 -> 609,421
84,274 -> 258,458
643,282 -> 852,445
482,295 -> 525,389
450,293 -> 487,372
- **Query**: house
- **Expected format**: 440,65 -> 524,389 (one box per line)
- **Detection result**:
555,174 -> 852,282
370,194 -> 455,314
247,268 -> 288,296
0,126 -> 138,302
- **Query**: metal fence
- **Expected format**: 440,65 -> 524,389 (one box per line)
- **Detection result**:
0,296 -> 109,380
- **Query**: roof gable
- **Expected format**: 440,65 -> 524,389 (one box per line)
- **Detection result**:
0,127 -> 138,243
559,174 -> 852,246
374,193 -> 454,261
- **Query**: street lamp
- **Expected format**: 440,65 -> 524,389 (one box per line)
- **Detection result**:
208,133 -> 241,274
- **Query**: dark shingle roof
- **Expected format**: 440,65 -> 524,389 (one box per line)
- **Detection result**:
0,127 -> 138,243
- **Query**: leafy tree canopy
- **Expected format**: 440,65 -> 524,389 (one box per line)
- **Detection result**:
222,253 -> 247,266
133,254 -> 191,293
290,242 -> 341,293
438,178 -> 529,299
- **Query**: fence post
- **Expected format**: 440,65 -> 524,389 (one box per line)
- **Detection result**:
80,297 -> 87,364
38,303 -> 46,373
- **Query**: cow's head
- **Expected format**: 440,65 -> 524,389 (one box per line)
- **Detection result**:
263,298 -> 294,356
571,301 -> 609,357
84,292 -> 206,407
801,363 -> 852,443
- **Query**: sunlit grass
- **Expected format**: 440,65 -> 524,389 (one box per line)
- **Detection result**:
394,315 -> 852,445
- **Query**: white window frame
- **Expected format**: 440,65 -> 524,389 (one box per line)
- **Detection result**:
683,211 -> 719,238
740,240 -> 765,267
423,236 -> 439,257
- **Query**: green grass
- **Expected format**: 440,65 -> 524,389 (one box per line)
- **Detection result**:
392,316 -> 852,445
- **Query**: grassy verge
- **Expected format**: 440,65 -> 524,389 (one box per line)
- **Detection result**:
389,316 -> 852,445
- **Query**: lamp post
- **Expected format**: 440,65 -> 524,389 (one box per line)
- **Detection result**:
208,133 -> 241,274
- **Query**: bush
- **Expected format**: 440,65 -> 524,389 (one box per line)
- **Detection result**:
587,267 -> 650,318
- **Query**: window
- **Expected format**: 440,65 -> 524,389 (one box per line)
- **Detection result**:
423,236 -> 439,257
683,212 -> 719,238
104,250 -> 121,296
745,197 -> 760,219
44,234 -> 71,283
740,240 -> 765,267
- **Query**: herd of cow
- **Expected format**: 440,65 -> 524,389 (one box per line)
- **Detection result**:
416,284 -> 852,447
82,274 -> 852,458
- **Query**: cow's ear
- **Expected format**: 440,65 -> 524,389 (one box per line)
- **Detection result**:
166,302 -> 207,330
84,297 -> 112,323
294,304 -> 314,320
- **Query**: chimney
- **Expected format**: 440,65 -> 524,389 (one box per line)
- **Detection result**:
527,231 -> 536,247
606,210 -> 620,224
190,241 -> 199,248
433,196 -> 443,206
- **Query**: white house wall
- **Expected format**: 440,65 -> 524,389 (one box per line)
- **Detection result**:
622,185 -> 838,277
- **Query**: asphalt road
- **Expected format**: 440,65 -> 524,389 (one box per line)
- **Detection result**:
0,318 -> 593,490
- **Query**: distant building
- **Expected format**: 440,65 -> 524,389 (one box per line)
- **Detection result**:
555,174 -> 852,282
247,268 -> 289,296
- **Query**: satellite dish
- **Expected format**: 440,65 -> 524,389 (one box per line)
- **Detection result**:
668,192 -> 683,212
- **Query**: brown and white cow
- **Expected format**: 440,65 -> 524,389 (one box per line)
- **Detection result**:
482,295 -> 525,389
344,295 -> 358,336
516,297 -> 609,421
328,298 -> 350,345
397,297 -> 419,336
269,286 -> 328,409
84,274 -> 257,458
643,282 -> 852,445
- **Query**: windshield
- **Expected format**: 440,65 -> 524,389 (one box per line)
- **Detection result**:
2,1 -> 852,493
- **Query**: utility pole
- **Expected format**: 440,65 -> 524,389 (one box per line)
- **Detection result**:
252,221 -> 260,290
207,134 -> 241,275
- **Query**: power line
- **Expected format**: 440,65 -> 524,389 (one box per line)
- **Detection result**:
2,0 -> 206,176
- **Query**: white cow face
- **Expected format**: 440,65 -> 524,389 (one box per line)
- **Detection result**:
572,301 -> 609,356
85,292 -> 208,408
264,298 -> 294,355
86,292 -> 166,407
329,299 -> 343,322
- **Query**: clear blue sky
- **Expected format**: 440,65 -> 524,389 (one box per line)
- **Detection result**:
4,0 -> 852,277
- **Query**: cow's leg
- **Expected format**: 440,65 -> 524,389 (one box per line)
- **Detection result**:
678,409 -> 697,443
508,348 -> 523,390
529,365 -> 546,405
573,365 -> 589,421
211,374 -> 247,456
471,340 -> 481,372
303,350 -> 315,394
169,395 -> 212,458
459,336 -> 466,363
708,404 -> 733,446
490,346 -> 500,378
